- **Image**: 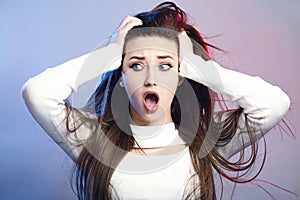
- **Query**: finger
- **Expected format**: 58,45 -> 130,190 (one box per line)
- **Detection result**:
120,20 -> 143,33
115,16 -> 142,47
119,19 -> 142,33
178,31 -> 193,55
119,16 -> 134,28
178,31 -> 190,41
119,16 -> 142,31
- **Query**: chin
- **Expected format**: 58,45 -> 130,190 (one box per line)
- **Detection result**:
138,107 -> 170,125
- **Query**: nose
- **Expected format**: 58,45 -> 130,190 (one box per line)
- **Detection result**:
144,67 -> 157,87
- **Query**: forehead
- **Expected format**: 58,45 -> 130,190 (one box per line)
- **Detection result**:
124,36 -> 178,56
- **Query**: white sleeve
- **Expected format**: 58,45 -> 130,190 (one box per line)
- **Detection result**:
179,53 -> 290,159
21,43 -> 122,160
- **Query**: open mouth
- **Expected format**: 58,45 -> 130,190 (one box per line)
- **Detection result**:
143,91 -> 159,112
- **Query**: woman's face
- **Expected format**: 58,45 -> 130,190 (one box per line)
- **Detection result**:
121,36 -> 180,125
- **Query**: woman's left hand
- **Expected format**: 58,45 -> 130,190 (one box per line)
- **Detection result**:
178,31 -> 194,59
177,30 -> 211,84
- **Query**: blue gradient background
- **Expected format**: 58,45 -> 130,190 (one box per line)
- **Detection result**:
1,0 -> 299,199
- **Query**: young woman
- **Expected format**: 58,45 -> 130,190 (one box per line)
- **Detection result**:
22,2 -> 291,199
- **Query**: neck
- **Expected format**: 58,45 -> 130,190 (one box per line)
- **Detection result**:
130,122 -> 186,149
129,116 -> 172,126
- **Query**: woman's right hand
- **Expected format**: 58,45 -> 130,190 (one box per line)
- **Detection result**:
112,16 -> 143,48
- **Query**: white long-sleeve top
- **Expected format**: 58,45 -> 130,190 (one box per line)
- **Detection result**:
21,43 -> 290,199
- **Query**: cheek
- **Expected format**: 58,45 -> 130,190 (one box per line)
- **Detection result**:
121,71 -> 146,97
156,70 -> 179,94
159,88 -> 176,109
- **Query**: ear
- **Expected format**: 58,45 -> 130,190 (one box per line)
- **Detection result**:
178,58 -> 184,86
178,76 -> 185,86
179,56 -> 182,63
119,78 -> 124,87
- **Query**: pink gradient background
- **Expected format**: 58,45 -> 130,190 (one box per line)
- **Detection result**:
1,0 -> 299,199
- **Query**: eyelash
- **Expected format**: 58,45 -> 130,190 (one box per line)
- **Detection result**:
129,63 -> 144,71
159,63 -> 173,71
128,63 -> 173,71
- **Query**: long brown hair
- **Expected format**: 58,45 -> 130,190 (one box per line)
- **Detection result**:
66,2 -> 266,199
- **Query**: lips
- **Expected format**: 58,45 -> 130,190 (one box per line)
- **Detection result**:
143,91 -> 160,112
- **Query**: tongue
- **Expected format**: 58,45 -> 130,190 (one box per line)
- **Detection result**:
145,95 -> 157,110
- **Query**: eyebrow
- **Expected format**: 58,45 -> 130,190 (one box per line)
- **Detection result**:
157,55 -> 174,60
129,55 -> 174,60
129,56 -> 145,60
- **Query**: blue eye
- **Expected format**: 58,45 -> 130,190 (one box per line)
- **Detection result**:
159,64 -> 173,71
130,63 -> 144,71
